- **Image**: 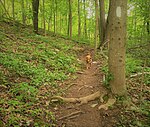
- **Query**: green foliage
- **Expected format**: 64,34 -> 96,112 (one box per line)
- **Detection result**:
126,56 -> 142,76
11,83 -> 38,102
101,66 -> 113,89
0,20 -> 80,126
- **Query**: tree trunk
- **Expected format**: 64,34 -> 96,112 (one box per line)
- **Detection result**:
21,0 -> 26,25
83,0 -> 87,38
95,0 -> 99,54
32,0 -> 39,34
99,0 -> 106,47
12,0 -> 15,20
68,0 -> 72,38
146,21 -> 149,35
107,0 -> 127,95
53,0 -> 56,33
78,0 -> 81,39
42,0 -> 46,35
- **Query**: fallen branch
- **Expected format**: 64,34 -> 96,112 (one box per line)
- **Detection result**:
58,111 -> 83,120
130,72 -> 150,78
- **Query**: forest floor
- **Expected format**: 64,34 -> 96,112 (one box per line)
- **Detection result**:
0,19 -> 149,127
51,49 -> 120,127
54,49 -> 104,127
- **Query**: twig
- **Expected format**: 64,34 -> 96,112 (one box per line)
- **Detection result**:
99,39 -> 109,60
58,111 -> 83,120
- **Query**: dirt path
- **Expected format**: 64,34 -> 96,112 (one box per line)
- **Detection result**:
54,50 -> 107,127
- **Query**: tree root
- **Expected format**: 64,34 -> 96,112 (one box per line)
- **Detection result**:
98,97 -> 116,110
52,91 -> 117,110
51,91 -> 107,104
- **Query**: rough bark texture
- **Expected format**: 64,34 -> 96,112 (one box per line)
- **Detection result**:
32,0 -> 39,34
107,0 -> 127,95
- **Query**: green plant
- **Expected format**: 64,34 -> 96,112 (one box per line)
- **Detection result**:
126,56 -> 142,76
101,66 -> 114,89
11,83 -> 38,102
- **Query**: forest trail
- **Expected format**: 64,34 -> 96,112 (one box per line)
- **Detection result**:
54,49 -> 108,127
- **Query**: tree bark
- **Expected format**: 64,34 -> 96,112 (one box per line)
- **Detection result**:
32,0 -> 39,34
99,0 -> 106,47
107,0 -> 127,95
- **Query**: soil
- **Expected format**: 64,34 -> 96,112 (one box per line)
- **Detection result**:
53,49 -> 115,127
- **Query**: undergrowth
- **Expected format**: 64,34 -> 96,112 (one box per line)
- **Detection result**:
0,21 -> 80,126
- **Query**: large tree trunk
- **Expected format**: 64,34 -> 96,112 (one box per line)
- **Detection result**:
107,0 -> 127,95
32,0 -> 39,34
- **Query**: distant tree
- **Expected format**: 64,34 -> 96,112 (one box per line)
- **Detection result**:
42,0 -> 46,35
95,0 -> 99,53
68,0 -> 72,37
21,0 -> 26,24
83,0 -> 87,38
32,0 -> 39,34
12,0 -> 15,20
78,0 -> 81,39
107,0 -> 127,95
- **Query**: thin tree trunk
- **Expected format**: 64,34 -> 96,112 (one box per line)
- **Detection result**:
21,0 -> 26,24
68,0 -> 72,38
146,21 -> 149,35
12,0 -> 15,20
42,0 -> 46,35
95,0 -> 99,54
55,0 -> 57,33
53,0 -> 56,33
83,0 -> 87,38
32,0 -> 39,34
78,0 -> 81,39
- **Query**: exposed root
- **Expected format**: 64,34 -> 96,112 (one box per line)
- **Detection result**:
51,91 -> 107,104
98,97 -> 116,110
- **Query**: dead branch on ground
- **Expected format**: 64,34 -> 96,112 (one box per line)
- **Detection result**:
130,72 -> 150,78
58,111 -> 84,120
